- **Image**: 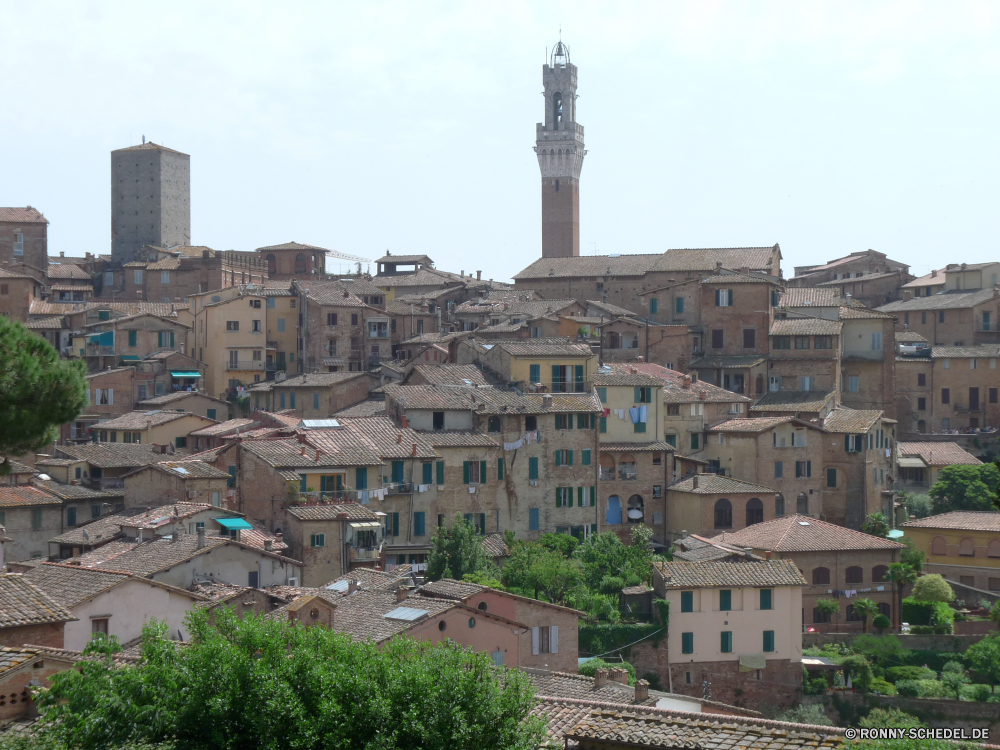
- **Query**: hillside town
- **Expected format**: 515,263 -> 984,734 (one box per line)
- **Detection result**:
1,35 -> 999,750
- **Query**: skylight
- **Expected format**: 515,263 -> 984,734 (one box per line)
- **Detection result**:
384,607 -> 430,622
798,521 -> 810,526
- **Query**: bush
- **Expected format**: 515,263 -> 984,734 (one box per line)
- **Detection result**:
870,677 -> 897,695
840,654 -> 874,693
852,634 -> 910,665
773,705 -> 833,726
912,574 -> 955,603
599,575 -> 627,596
895,679 -> 921,697
930,601 -> 955,633
872,614 -> 891,631
578,658 -> 636,686
902,597 -> 934,626
804,673 -> 829,695
886,666 -> 936,683
902,493 -> 933,519
859,707 -> 922,729
909,625 -> 934,634
914,679 -> 947,698
965,684 -> 992,702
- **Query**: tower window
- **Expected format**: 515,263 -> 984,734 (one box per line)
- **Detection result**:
553,92 -> 563,123
555,179 -> 560,192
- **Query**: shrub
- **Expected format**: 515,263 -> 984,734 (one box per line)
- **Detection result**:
966,684 -> 992,702
774,705 -> 833,726
599,575 -> 626,596
901,597 -> 934,625
840,654 -> 874,693
930,601 -> 955,633
902,493 -> 933,519
912,574 -> 955,603
872,614 -> 891,631
870,677 -> 897,695
909,625 -> 934,634
859,707 -> 922,729
914,679 -> 946,698
895,679 -> 921,697
852,634 -> 909,664
886,666 -> 936,683
578,658 -> 636,686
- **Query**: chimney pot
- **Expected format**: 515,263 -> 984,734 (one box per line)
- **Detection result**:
395,585 -> 409,602
301,446 -> 306,456
692,475 -> 699,489
610,668 -> 629,685
594,669 -> 609,688
315,449 -> 320,461
635,679 -> 650,703
931,269 -> 937,278
264,539 -> 273,551
412,443 -> 417,456
347,579 -> 359,594
397,433 -> 402,444
765,550 -> 772,560
196,526 -> 206,549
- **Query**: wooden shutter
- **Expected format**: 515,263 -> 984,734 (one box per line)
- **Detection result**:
551,626 -> 559,654
463,461 -> 470,484
480,460 -> 487,483
568,450 -> 574,466
497,458 -> 504,481
555,488 -> 561,507
436,461 -> 445,485
532,627 -> 539,655
577,487 -> 583,506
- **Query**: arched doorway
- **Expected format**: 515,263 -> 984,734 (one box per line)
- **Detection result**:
606,496 -> 622,525
618,453 -> 636,481
746,498 -> 764,526
599,454 -> 616,481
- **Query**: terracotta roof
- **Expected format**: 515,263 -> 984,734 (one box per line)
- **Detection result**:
49,283 -> 92,292
822,407 -> 883,434
669,475 -> 777,495
188,418 -> 259,437
332,590 -> 457,642
376,254 -> 434,264
672,535 -> 760,563
0,207 -> 48,224
515,255 -> 663,280
877,288 -> 997,313
931,344 -> 1000,358
272,372 -> 371,387
817,271 -> 904,286
769,319 -> 842,336
300,281 -> 366,307
598,441 -> 675,452
586,300 -> 637,317
45,264 -> 91,280
96,410 -> 201,430
689,354 -> 767,369
31,480 -> 122,501
23,316 -> 65,329
481,533 -> 510,559
284,503 -> 380,521
778,288 -> 843,307
47,506 -> 170,546
55,443 -> 165,468
706,417 -> 796,433
750,390 -> 835,413
655,560 -> 806,588
136,392 -> 221,408
417,431 -> 500,448
255,241 -> 330,253
656,246 -> 779,273
418,579 -> 485,600
700,272 -> 779,285
897,442 -> 981,466
716,514 -> 905,552
895,331 -> 928,342
902,269 -> 947,288
409,364 -> 490,386
622,363 -> 751,404
242,435 -> 382,468
326,565 -> 414,591
593,366 -> 663,387
4,461 -> 37,476
901,511 -> 1000,532
142,461 -> 231,479
838,306 -> 895,320
0,486 -> 62,508
0,575 -> 76,627
112,141 -> 188,155
333,400 -> 386,417
0,647 -> 45,676
23,564 -> 133,608
490,340 -> 593,357
377,268 -> 464,288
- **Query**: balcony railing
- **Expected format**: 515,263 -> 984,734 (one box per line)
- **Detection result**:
618,469 -> 637,481
599,469 -> 616,481
386,482 -> 412,495
953,404 -> 984,413
94,477 -> 124,490
227,361 -> 267,371
85,346 -> 115,356
349,545 -> 383,561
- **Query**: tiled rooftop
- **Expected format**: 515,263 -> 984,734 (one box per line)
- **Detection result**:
593,366 -> 664,388
655,560 -> 807,588
417,431 -> 500,448
716,515 -> 905,552
822,407 -> 883,434
55,443 -> 166,468
706,417 -> 797,433
689,354 -> 768,369
96,411 -> 197,430
769,318 -> 842,336
778,288 -> 843,307
672,535 -> 759,563
669,475 -> 777,495
490,340 -> 594,357
332,591 -> 457,642
930,344 -> 1000,358
0,486 -> 63,508
0,575 -> 76,627
897,441 -> 981,466
145,461 -> 231,479
0,207 -> 48,223
333,400 -> 387,417
901,511 -> 1000,532
188,418 -> 259,437
750,390 -> 835,413
418,579 -> 485,600
23,564 -> 132,608
877,287 -> 998,313
136,391 -> 218,407
409,364 -> 490,386
895,331 -> 928,342
284,503 -> 380,521
271,372 -> 371,387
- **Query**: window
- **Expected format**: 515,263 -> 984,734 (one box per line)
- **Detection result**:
13,233 -> 24,256
814,336 -> 832,349
774,461 -> 783,478
251,319 -> 262,333
941,388 -> 950,404
554,449 -> 573,466
92,618 -> 109,636
721,631 -> 733,653
846,566 -> 863,584
959,537 -> 975,556
67,507 -> 77,527
918,397 -> 926,410
690,433 -> 700,450
986,312 -> 993,331
384,512 -> 400,537
554,414 -> 571,430
871,332 -> 882,351
681,591 -> 693,612
436,461 -> 445,485
763,630 -> 775,653
943,358 -> 950,369
711,329 -> 724,349
773,336 -> 790,349
528,456 -> 539,481
715,289 -> 734,307
759,589 -> 772,610
971,358 -> 978,370
463,460 -> 486,484
939,311 -> 945,323
226,321 -> 239,331
634,387 -> 652,404
650,298 -> 658,314
432,411 -> 444,430
351,313 -> 358,325
414,512 -> 426,536
872,565 -> 888,582
581,449 -> 591,466
682,633 -> 694,654
529,508 -> 539,531
826,467 -> 837,488
745,498 -> 763,526
211,491 -> 220,507
96,388 -> 113,405
991,388 -> 999,404
801,376 -> 813,391
848,376 -> 859,393
795,460 -> 811,478
676,297 -> 684,314
813,567 -> 830,585
355,467 -> 368,490
813,606 -> 832,624
327,313 -> 338,326
743,329 -> 756,348
794,336 -> 810,350
719,589 -> 732,610
310,533 -> 326,547
714,499 -> 732,528
633,420 -> 646,434
161,270 -> 170,284
577,414 -> 592,429
32,508 -> 42,530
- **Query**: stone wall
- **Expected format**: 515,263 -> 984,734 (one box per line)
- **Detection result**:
802,631 -> 991,652
827,692 -> 1000,734
668,658 -> 802,710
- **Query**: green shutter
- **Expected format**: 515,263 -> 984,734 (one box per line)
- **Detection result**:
720,589 -> 732,610
299,475 -> 307,492
392,461 -> 404,484
827,467 -> 836,488
436,461 -> 445,485
650,298 -> 658,314
634,421 -> 646,434
634,387 -> 641,403
555,451 -> 562,467
681,591 -> 693,612
128,330 -> 137,347
568,450 -> 574,466
530,364 -> 541,383
682,632 -> 693,654
577,487 -> 583,507
552,365 -> 561,387
228,466 -> 236,488
568,414 -> 574,429
555,488 -> 561,507
480,461 -> 487,483
575,365 -> 584,391
207,409 -> 216,420
414,512 -> 425,536
582,449 -> 591,466
845,434 -> 851,452
597,387 -> 607,402
763,630 -> 775,652
728,289 -> 734,306
463,461 -> 471,484
170,331 -> 175,348
422,462 -> 433,484
355,467 -> 367,490
529,457 -> 539,480
599,417 -> 607,433
497,458 -> 504,481
760,588 -> 772,610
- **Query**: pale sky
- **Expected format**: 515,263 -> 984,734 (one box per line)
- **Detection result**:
2,1 -> 999,283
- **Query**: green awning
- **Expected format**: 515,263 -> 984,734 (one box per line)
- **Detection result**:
170,370 -> 202,379
214,518 -> 253,531
120,355 -> 140,361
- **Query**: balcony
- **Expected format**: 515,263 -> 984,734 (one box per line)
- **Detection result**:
85,346 -> 115,356
599,468 -> 616,481
618,470 -> 637,481
386,482 -> 413,495
349,545 -> 383,561
93,477 -> 124,490
226,360 -> 267,371
299,490 -> 354,502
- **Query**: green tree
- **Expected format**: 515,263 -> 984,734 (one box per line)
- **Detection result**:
965,632 -> 1000,692
901,492 -> 932,519
538,532 -> 579,558
426,514 -> 495,581
840,654 -> 874,693
939,660 -> 970,699
886,563 -> 920,629
0,316 -> 87,471
929,464 -> 1000,514
502,540 -> 549,598
859,707 -> 922,729
815,598 -> 840,629
861,512 -> 891,538
852,634 -> 910,665
34,611 -> 543,750
854,598 -> 879,633
911,574 -> 954,603
899,539 -> 924,572
990,600 -> 1000,627
575,527 -> 654,591
534,549 -> 582,605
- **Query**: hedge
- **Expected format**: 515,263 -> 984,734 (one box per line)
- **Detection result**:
579,622 -> 663,657
901,597 -> 933,625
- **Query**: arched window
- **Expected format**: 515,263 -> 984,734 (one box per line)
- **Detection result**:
553,92 -> 563,124
294,253 -> 308,275
931,535 -> 947,555
872,565 -> 888,582
796,493 -> 808,514
608,331 -> 621,349
487,416 -> 500,433
846,566 -> 863,584
599,454 -> 616,481
606,496 -> 622,525
618,454 -> 636,481
627,495 -> 644,524
714,499 -> 732,528
265,254 -> 276,275
877,602 -> 891,618
813,607 -> 832,624
917,420 -> 926,433
745,498 -> 764,526
988,539 -> 1000,558
846,605 -> 861,622
755,375 -> 764,395
774,494 -> 785,517
812,567 -> 831,585
959,537 -> 975,556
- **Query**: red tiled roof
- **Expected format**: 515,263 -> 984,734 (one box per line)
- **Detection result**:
901,511 -> 1000,532
0,207 -> 48,224
898,442 -> 981,466
716,515 -> 905,552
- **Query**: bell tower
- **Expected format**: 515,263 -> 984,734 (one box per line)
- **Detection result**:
535,41 -> 586,258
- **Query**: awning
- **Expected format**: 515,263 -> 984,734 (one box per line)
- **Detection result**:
214,517 -> 253,531
322,357 -> 346,366
888,529 -> 905,539
170,370 -> 202,379
738,653 -> 767,672
897,457 -> 927,469
349,521 -> 381,530
120,355 -> 140,361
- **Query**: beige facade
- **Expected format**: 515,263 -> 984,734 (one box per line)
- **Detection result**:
267,372 -> 375,418
190,287 -> 272,397
122,463 -> 230,508
94,411 -> 217,452
902,511 -> 1000,592
666,475 -> 780,540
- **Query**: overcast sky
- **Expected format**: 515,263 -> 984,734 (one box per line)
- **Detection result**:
2,1 -> 998,282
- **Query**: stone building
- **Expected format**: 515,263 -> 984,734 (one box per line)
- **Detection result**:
877,286 -> 1000,347
765,317 -> 841,401
118,247 -> 268,302
901,511 -> 1000,593
122,460 -> 231,508
0,575 -> 75,649
255,241 -> 328,280
478,339 -> 597,392
283,503 -> 384,587
666,474 -> 781,541
0,268 -> 44,322
299,280 -> 377,372
47,443 -> 170,493
265,372 -> 375,418
0,206 -> 48,271
136,391 -> 229,420
0,486 -> 65,561
77,313 -> 191,370
60,367 -> 139,444
719,515 -> 904,630
110,142 -> 190,262
653,560 -> 805,707
93,410 -> 217,452
787,250 -> 911,308
896,442 -> 980,492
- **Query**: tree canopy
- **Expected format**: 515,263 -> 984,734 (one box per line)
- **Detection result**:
929,464 -> 1000,514
32,610 -> 543,750
0,316 -> 87,468
426,514 -> 497,581
911,574 -> 954,603
965,632 -> 1000,691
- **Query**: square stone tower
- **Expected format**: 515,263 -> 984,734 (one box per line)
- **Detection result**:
535,41 -> 586,259
111,141 -> 190,262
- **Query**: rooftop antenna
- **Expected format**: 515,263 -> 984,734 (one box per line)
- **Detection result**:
142,135 -> 146,144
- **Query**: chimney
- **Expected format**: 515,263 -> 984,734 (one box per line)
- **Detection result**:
765,550 -> 772,560
698,390 -> 706,400
395,585 -> 409,602
315,449 -> 320,462
301,446 -> 306,456
593,669 -> 609,688
542,394 -> 553,409
397,433 -> 402,444
60,252 -> 65,258
196,526 -> 206,549
297,432 -> 308,444
412,443 -> 417,456
347,579 -> 360,594
264,539 -> 273,551
931,269 -> 938,278
635,679 -> 650,703
692,475 -> 699,490
682,375 -> 691,389
630,366 -> 638,374
609,668 -> 629,685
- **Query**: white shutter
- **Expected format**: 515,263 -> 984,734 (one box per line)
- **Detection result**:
86,389 -> 91,405
107,389 -> 113,405
551,626 -> 558,654
532,627 -> 539,655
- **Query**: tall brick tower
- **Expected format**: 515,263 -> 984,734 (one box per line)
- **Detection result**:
111,141 -> 191,262
535,40 -> 586,258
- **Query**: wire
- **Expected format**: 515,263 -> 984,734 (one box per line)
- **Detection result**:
584,626 -> 665,659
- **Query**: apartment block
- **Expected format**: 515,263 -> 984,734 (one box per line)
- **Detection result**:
0,206 -> 48,271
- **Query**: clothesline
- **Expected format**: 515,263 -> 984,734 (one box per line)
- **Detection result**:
504,430 -> 541,451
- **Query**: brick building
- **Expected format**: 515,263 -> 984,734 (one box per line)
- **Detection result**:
0,486 -> 65,562
122,460 -> 231,508
0,575 -> 75,649
877,287 -> 1000,347
283,503 -> 383,586
666,474 -> 780,540
93,410 -> 216,451
300,280 -> 377,372
255,241 -> 328,280
719,515 -> 904,630
0,207 -> 48,272
896,442 -> 980,493
0,268 -> 44,322
266,372 -> 376,418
